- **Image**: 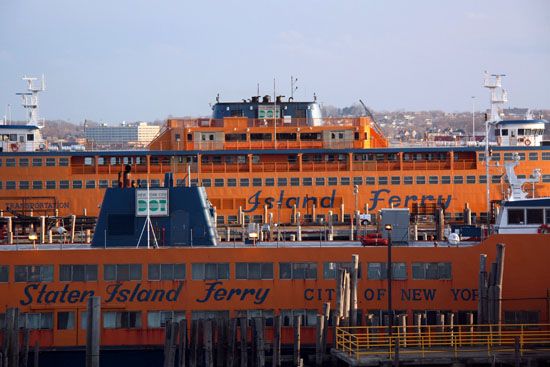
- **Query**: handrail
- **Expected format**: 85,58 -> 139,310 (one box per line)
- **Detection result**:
335,323 -> 550,359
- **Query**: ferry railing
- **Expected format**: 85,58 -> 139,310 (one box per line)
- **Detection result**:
335,323 -> 550,361
169,117 -> 367,129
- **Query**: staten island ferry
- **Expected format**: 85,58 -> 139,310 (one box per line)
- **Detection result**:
0,164 -> 549,360
0,74 -> 548,228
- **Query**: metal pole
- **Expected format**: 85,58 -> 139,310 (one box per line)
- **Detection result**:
472,96 -> 476,142
387,230 -> 393,340
485,116 -> 491,229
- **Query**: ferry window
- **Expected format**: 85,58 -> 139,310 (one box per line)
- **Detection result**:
19,181 -> 29,189
277,178 -> 287,186
542,153 -> 550,161
6,181 -> 15,190
253,178 -> 263,187
196,263 -> 229,280
103,311 -> 142,329
214,178 -> 224,187
526,209 -> 544,224
507,209 -> 525,224
57,311 -> 75,330
60,265 -> 98,282
328,177 -> 338,186
378,177 -> 388,185
72,180 -> 82,189
150,179 -> 160,188
33,181 -> 42,189
287,155 -> 297,163
279,262 -> 317,280
302,177 -> 312,186
428,176 -> 438,184
240,178 -> 249,187
202,179 -> 211,187
367,263 -> 406,280
45,158 -> 56,166
19,158 -> 29,167
27,134 -> 34,141
60,180 -> 69,189
491,153 -> 501,161
15,265 -> 54,282
32,158 -> 42,167
225,133 -> 246,142
99,180 -> 109,188
518,129 -> 524,135
453,176 -> 463,184
290,178 -> 299,186
415,176 -> 425,185
495,129 -> 500,136
543,175 -> 550,183
441,176 -> 451,184
86,180 -> 96,189
401,176 -> 412,185
191,311 -> 229,321
466,175 -> 476,184
504,311 -> 539,324
59,158 -> 69,166
216,216 -> 225,225
491,175 -> 501,184
390,176 -> 400,185
300,133 -> 321,140
281,309 -> 318,327
316,177 -> 325,186
148,264 -> 186,281
235,262 -> 274,280
412,262 -> 451,280
191,179 -> 198,187
276,133 -> 297,141
529,152 -> 538,161
0,265 -> 8,282
250,133 -> 272,141
228,178 -> 237,187
104,264 -> 142,281
501,129 -> 508,136
20,312 -> 53,330
0,181 -> 2,190
6,158 -> 15,167
365,177 -> 375,185
323,262 -> 362,279
227,215 -> 238,224
147,311 -> 185,328
9,134 -> 17,141
478,175 -> 487,184
353,177 -> 362,186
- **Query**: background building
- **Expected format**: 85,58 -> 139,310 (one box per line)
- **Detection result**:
85,122 -> 160,149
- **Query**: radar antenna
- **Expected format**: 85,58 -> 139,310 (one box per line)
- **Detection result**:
483,72 -> 507,123
15,75 -> 46,128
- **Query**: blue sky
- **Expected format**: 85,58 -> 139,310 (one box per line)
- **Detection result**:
1,0 -> 549,123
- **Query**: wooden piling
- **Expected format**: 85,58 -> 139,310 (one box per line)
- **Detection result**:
227,318 -> 237,367
239,318 -> 248,367
215,319 -> 226,367
33,341 -> 39,367
464,203 -> 472,225
8,308 -> 19,367
494,244 -> 505,326
398,315 -> 407,348
343,271 -> 351,320
21,328 -> 29,367
203,320 -> 213,367
293,315 -> 301,367
478,254 -> 488,324
177,319 -> 187,367
336,269 -> 344,319
39,216 -> 46,244
190,320 -> 198,367
272,316 -> 281,367
315,315 -> 324,367
85,296 -> 100,367
254,318 -> 265,367
350,254 -> 359,326
322,303 -> 330,351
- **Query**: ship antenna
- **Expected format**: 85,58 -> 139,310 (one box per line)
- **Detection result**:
290,76 -> 298,99
274,78 -> 277,149
15,75 -> 46,128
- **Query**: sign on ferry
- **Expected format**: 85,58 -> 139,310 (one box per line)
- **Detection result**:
136,189 -> 169,217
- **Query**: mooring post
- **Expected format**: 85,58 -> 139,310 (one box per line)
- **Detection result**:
33,341 -> 39,367
239,318 -> 248,367
315,315 -> 324,367
39,216 -> 46,244
254,318 -> 265,367
9,308 -> 19,367
85,296 -> 100,367
177,319 -> 187,367
322,303 -> 330,351
21,328 -> 30,367
190,320 -> 198,367
478,254 -> 488,324
272,316 -> 281,367
293,315 -> 302,367
494,244 -> 505,328
204,320 -> 214,367
227,318 -> 237,367
350,254 -> 359,326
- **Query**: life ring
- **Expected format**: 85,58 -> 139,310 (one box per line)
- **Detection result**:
524,139 -> 531,146
10,143 -> 19,152
537,224 -> 550,234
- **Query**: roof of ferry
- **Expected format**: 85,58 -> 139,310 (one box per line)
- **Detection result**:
0,125 -> 40,130
496,119 -> 547,125
504,198 -> 550,207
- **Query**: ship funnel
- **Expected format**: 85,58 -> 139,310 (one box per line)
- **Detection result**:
251,96 -> 259,103
262,95 -> 271,103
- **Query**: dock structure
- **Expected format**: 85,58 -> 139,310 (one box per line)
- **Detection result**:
332,323 -> 550,366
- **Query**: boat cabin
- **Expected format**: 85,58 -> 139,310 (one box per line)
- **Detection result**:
494,119 -> 546,147
0,125 -> 45,152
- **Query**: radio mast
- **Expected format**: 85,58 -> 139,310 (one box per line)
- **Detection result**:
15,75 -> 46,128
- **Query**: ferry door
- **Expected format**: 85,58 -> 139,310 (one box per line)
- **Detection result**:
171,210 -> 190,245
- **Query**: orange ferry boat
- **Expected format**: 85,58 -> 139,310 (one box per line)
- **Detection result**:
0,81 -> 549,227
0,177 -> 549,354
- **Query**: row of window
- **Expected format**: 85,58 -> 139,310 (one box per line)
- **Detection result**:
0,309 -> 539,330
0,262 -> 452,282
1,157 -> 68,167
507,208 -> 550,225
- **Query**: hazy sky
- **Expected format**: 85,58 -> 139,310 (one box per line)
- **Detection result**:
1,0 -> 549,123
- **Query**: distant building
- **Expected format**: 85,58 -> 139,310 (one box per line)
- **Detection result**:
85,122 -> 160,148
